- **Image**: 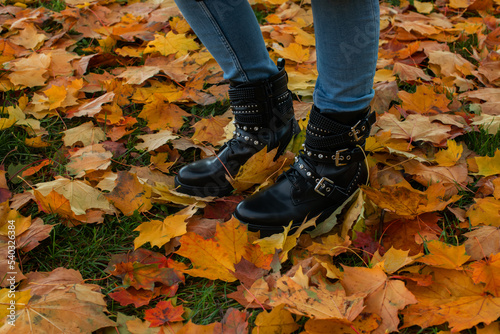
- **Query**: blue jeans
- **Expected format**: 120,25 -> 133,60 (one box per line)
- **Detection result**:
174,0 -> 379,114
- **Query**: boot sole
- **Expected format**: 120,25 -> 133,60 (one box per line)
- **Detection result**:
174,178 -> 234,198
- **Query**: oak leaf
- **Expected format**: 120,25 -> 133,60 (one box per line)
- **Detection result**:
418,240 -> 470,269
342,265 -> 417,334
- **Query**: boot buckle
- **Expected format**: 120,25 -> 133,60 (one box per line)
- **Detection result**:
349,120 -> 362,142
335,149 -> 348,166
314,177 -> 335,196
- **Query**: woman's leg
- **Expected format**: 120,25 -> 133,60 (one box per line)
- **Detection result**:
174,0 -> 298,197
313,0 -> 379,122
174,0 -> 279,82
235,0 -> 380,234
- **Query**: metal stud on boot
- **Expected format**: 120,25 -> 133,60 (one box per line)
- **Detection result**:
175,59 -> 300,198
234,105 -> 376,236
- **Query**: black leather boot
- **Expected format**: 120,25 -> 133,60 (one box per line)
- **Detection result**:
175,59 -> 299,197
234,105 -> 376,235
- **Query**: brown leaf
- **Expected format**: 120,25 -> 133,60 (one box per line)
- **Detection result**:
269,276 -> 365,321
373,113 -> 452,145
105,171 -> 152,216
0,284 -> 115,333
109,287 -> 155,308
361,183 -> 461,219
191,115 -> 231,146
342,266 -> 417,334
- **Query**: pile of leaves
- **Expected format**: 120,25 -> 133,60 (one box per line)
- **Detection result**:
1,0 -> 500,332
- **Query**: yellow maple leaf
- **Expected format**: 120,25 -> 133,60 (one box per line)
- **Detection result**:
272,42 -> 310,63
44,85 -> 67,110
398,85 -> 450,114
435,140 -> 463,167
418,240 -> 470,269
466,197 -> 500,227
144,32 -> 199,57
134,214 -> 189,249
475,149 -> 500,176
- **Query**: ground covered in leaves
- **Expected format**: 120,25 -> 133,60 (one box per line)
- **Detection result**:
1,0 -> 500,332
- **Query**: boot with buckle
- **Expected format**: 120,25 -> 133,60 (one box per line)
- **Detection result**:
175,59 -> 300,197
234,105 -> 376,236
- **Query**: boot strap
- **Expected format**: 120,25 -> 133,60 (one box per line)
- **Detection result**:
305,110 -> 376,149
294,156 -> 362,198
301,146 -> 366,165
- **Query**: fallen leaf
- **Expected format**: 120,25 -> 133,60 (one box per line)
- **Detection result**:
134,213 -> 189,249
135,130 -> 179,152
252,304 -> 299,334
373,113 -> 452,145
269,276 -> 365,321
475,150 -> 500,177
418,240 -> 470,269
471,253 -> 500,297
145,300 -> 184,327
62,121 -> 106,147
176,218 -> 272,282
403,267 -> 500,332
466,197 -> 500,227
0,284 -> 115,333
105,171 -> 153,216
342,265 -> 417,334
398,85 -> 450,114
361,183 -> 461,219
